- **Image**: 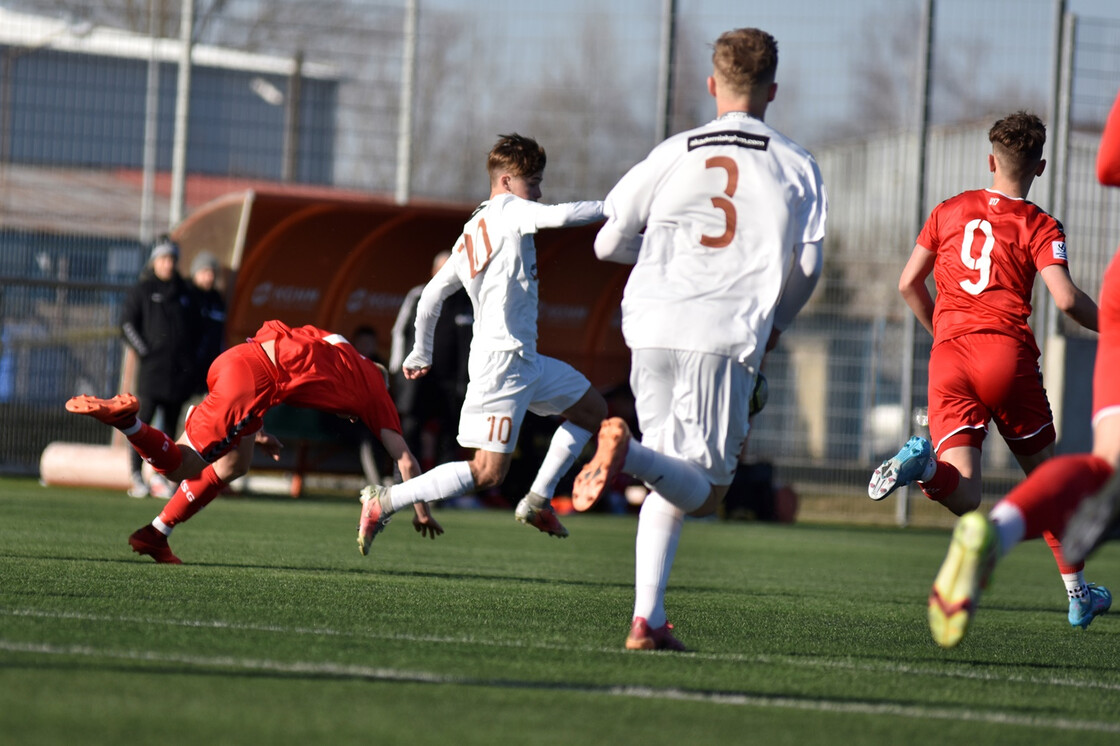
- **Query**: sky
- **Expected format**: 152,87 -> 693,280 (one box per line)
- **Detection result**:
420,0 -> 1120,147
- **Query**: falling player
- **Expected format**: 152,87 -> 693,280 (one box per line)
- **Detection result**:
67,320 -> 442,563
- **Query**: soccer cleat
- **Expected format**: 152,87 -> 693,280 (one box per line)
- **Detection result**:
928,511 -> 998,649
65,393 -> 140,428
127,471 -> 150,499
514,496 -> 569,538
1062,471 -> 1120,564
149,473 -> 175,499
625,617 -> 686,651
357,484 -> 392,555
572,417 -> 631,512
1069,584 -> 1112,629
128,524 -> 182,564
868,435 -> 933,501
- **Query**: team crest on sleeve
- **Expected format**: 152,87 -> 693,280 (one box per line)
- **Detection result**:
1052,241 -> 1067,261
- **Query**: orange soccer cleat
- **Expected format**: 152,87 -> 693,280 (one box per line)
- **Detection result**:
571,417 -> 631,512
65,393 -> 140,429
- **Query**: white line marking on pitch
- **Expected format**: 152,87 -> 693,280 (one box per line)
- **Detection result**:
2,639 -> 1119,734
5,607 -> 1120,695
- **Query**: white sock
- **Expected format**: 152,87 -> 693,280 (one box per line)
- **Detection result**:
529,421 -> 592,499
151,517 -> 172,536
622,440 -> 710,513
988,501 -> 1025,557
386,461 -> 475,513
633,492 -> 685,628
1062,571 -> 1088,599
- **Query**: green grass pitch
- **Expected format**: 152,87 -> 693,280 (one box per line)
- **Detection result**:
1,477 -> 1118,745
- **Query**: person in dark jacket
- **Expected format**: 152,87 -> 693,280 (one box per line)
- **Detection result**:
388,250 -> 473,472
120,236 -> 200,498
188,251 -> 227,396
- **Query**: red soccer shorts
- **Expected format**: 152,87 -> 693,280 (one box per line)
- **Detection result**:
181,342 -> 276,462
927,333 -> 1055,456
1093,251 -> 1120,425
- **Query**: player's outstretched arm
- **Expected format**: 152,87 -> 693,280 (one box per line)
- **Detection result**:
594,220 -> 642,265
899,244 -> 937,337
1040,264 -> 1099,332
408,259 -> 462,372
379,427 -> 444,538
523,199 -> 604,230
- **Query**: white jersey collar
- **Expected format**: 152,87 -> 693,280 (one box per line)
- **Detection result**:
716,111 -> 760,124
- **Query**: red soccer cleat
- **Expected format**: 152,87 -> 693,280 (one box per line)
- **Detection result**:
625,617 -> 686,651
357,484 -> 393,555
66,393 -> 140,429
514,497 -> 569,538
572,417 -> 631,512
128,524 -> 182,564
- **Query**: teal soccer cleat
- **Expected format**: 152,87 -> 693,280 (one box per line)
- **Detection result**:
868,436 -> 933,501
1069,584 -> 1111,629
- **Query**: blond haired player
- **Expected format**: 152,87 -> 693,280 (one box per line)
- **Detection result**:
357,133 -> 608,548
573,28 -> 827,650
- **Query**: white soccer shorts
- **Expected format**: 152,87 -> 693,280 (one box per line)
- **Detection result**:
630,347 -> 753,487
457,350 -> 590,454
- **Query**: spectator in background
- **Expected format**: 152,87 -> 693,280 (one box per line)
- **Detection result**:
120,236 -> 200,499
188,251 -> 227,396
352,324 -> 387,368
389,250 -> 473,472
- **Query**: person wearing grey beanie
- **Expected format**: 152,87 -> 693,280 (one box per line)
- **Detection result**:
119,235 -> 201,498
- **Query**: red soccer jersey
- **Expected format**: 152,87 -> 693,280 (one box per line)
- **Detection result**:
917,188 -> 1068,354
251,320 -> 402,436
1099,89 -> 1120,187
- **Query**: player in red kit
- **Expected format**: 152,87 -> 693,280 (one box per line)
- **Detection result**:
866,111 -> 1108,631
927,90 -> 1120,647
66,320 -> 442,563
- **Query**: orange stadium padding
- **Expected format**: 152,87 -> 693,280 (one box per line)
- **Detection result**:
42,188 -> 632,489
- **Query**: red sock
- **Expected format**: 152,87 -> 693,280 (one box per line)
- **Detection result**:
126,422 -> 183,473
919,458 -> 960,500
158,464 -> 224,528
1043,530 -> 1083,574
1002,454 -> 1113,545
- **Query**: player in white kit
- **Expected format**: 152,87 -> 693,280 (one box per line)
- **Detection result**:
357,133 -> 608,551
573,28 -> 828,650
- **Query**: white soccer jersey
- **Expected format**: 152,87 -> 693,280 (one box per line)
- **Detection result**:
405,193 -> 603,368
598,112 -> 827,370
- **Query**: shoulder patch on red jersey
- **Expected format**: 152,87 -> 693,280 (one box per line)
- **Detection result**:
1052,241 -> 1068,261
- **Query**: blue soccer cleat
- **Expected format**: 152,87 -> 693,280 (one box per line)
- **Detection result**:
1069,584 -> 1111,629
868,436 -> 933,501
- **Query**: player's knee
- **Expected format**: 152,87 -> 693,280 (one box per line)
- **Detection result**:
469,459 -> 508,491
566,388 -> 608,431
687,489 -> 721,518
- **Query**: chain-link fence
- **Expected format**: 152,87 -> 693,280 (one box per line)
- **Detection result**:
2,0 -> 1118,526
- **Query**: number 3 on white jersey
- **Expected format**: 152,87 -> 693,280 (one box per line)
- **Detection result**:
958,218 -> 994,295
701,156 -> 738,249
